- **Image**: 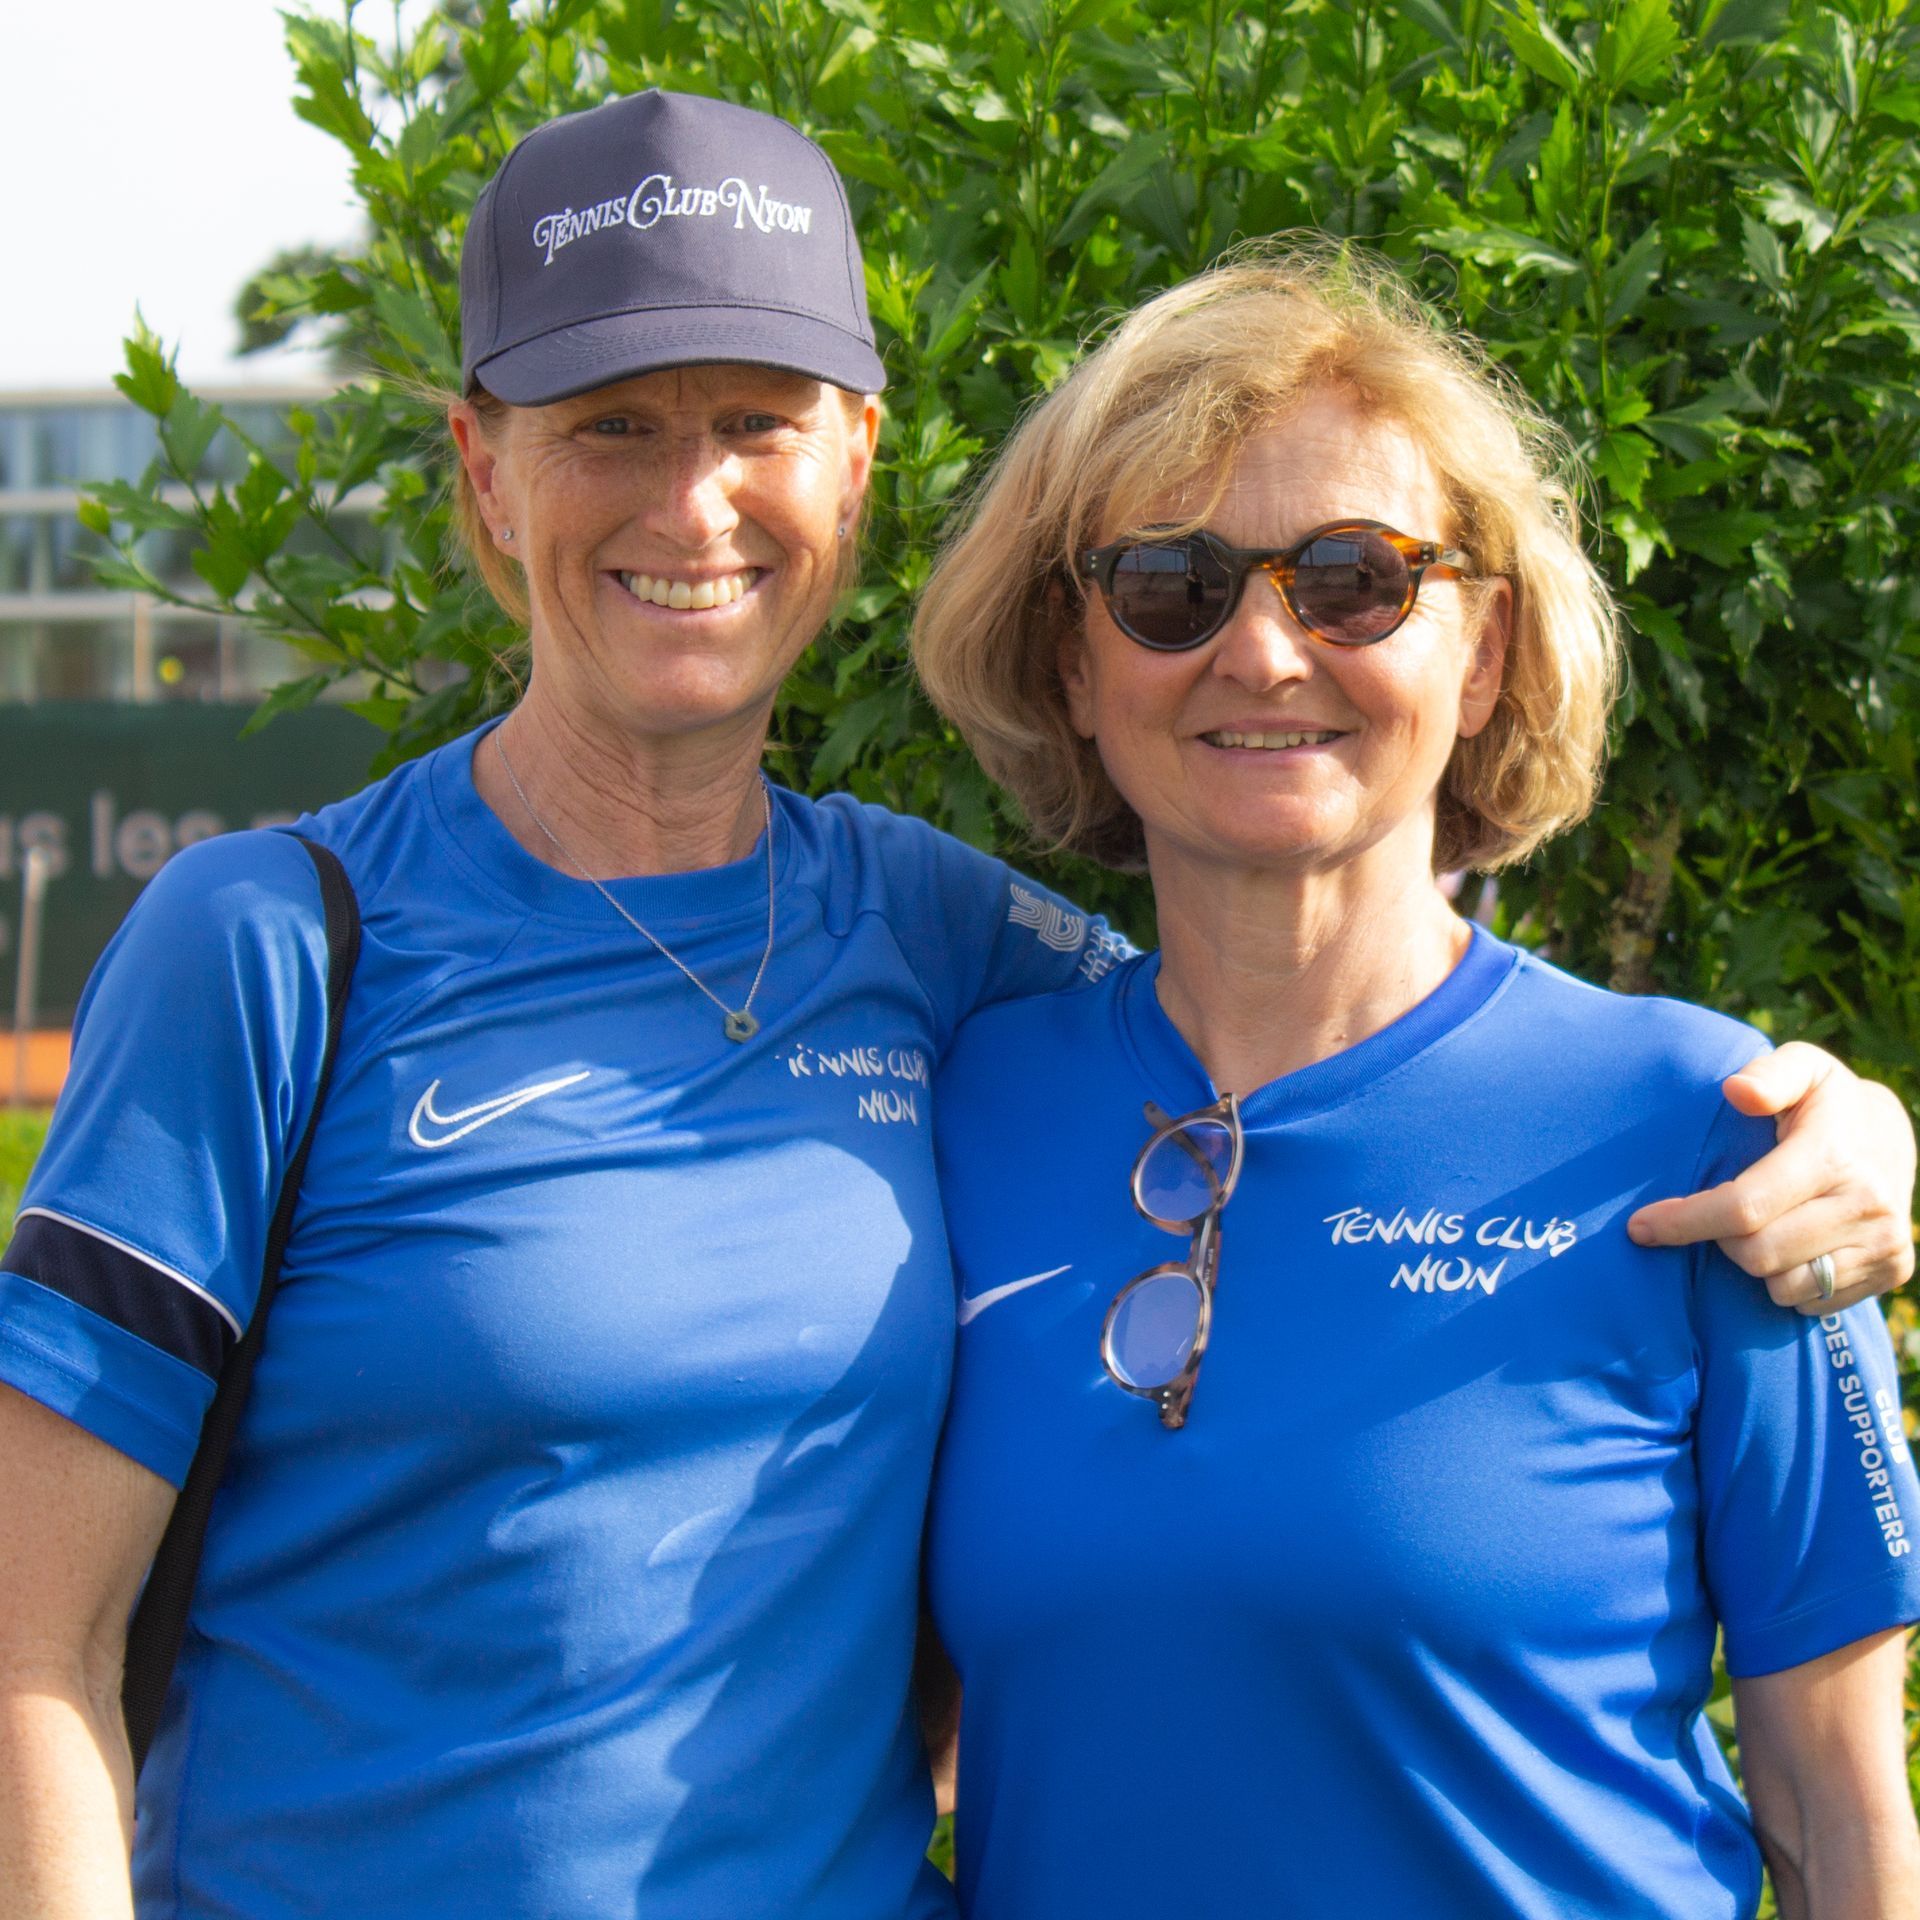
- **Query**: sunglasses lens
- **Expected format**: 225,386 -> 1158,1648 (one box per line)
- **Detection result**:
1106,1271 -> 1205,1390
1289,529 -> 1414,644
1106,540 -> 1232,648
1135,1119 -> 1235,1226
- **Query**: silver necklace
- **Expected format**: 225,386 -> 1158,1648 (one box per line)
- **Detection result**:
495,730 -> 776,1043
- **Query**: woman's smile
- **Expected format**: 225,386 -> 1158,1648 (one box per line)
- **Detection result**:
1198,727 -> 1345,749
608,565 -> 765,611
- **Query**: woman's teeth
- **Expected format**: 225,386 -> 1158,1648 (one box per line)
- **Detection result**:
1204,729 -> 1342,749
617,568 -> 757,609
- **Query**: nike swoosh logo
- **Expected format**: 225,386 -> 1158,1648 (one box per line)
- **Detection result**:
956,1265 -> 1072,1326
408,1071 -> 592,1149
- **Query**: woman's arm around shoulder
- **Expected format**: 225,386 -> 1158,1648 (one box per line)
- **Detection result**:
1733,1628 -> 1920,1920
1631,1041 -> 1915,1313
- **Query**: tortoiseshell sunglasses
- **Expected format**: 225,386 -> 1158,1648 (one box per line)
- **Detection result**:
1101,1092 -> 1243,1430
1076,520 -> 1473,651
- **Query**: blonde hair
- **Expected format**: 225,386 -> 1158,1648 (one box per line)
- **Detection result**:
912,242 -> 1622,873
433,379 -> 875,634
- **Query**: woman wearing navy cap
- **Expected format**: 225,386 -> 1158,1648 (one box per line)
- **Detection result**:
914,247 -> 1920,1918
0,96 -> 1910,1920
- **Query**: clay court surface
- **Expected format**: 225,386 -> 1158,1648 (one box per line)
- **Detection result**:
8,1031 -> 69,1108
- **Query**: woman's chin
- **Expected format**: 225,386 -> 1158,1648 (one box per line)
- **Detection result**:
561,662 -> 782,742
1148,794 -> 1440,883
1152,809 -> 1353,875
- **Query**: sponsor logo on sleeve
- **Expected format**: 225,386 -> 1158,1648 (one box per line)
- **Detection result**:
1008,881 -> 1087,955
1078,926 -> 1130,984
1820,1313 -> 1912,1556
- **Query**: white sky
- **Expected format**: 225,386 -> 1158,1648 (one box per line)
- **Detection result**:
0,0 -> 394,393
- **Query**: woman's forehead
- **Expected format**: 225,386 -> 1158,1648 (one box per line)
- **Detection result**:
1129,393 -> 1448,540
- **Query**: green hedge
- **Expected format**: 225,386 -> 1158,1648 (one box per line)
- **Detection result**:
83,0 -> 1920,1108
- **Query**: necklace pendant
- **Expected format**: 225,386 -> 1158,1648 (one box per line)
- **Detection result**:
724,1009 -> 760,1043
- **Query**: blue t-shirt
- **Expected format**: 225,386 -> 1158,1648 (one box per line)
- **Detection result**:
926,929 -> 1920,1920
0,723 -> 1126,1920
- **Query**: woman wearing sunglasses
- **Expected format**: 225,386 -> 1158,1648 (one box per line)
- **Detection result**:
914,248 -> 1920,1919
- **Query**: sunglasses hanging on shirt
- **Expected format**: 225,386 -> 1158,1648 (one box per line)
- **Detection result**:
1101,1093 -> 1244,1431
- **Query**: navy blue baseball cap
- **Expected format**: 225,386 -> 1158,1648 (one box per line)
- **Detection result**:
461,89 -> 886,404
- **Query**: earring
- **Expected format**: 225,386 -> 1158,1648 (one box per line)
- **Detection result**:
501,528 -> 515,543
836,524 -> 846,540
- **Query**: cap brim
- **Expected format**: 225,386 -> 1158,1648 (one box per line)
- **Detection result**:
471,306 -> 887,403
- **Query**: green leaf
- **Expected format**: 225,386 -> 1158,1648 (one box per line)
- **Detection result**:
1396,0 -> 1462,50
1532,99 -> 1580,235
1426,224 -> 1581,276
162,392 -> 223,476
394,101 -> 450,182
273,626 -> 356,669
461,3 -> 531,101
285,16 -> 378,152
85,550 -> 163,596
996,0 -> 1048,47
1701,0 -> 1791,51
1653,376 -> 1765,429
84,478 -> 197,535
922,264 -> 998,369
348,694 -> 413,731
239,673 -> 334,737
1595,429 -> 1656,508
1673,508 -> 1774,568
1738,212 -> 1789,295
1495,5 -> 1589,93
1610,508 -> 1667,579
192,535 -> 255,601
113,316 -> 180,418
813,688 -> 901,784
236,454 -> 289,524
999,229 -> 1044,330
1059,130 -> 1174,243
1604,229 -> 1665,329
1756,182 -> 1837,253
1598,0 -> 1680,95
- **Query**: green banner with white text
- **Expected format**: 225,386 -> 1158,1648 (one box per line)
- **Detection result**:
0,704 -> 378,1024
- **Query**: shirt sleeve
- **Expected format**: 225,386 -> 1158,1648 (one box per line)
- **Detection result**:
0,831 -> 332,1487
1690,1097 -> 1920,1677
850,803 -> 1134,1054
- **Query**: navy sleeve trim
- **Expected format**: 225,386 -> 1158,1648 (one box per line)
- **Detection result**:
3,1208 -> 237,1379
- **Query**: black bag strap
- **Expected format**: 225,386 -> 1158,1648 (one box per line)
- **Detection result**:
122,835 -> 361,1776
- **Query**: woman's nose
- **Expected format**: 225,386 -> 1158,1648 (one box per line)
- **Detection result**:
643,438 -> 741,548
1208,569 -> 1317,688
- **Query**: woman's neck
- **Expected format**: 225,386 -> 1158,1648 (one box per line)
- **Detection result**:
1148,833 -> 1470,1098
475,690 -> 772,879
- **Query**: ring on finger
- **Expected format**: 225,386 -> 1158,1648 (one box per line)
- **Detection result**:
1810,1251 -> 1838,1303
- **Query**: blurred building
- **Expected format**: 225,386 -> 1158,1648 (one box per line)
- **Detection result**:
0,386 -> 377,704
